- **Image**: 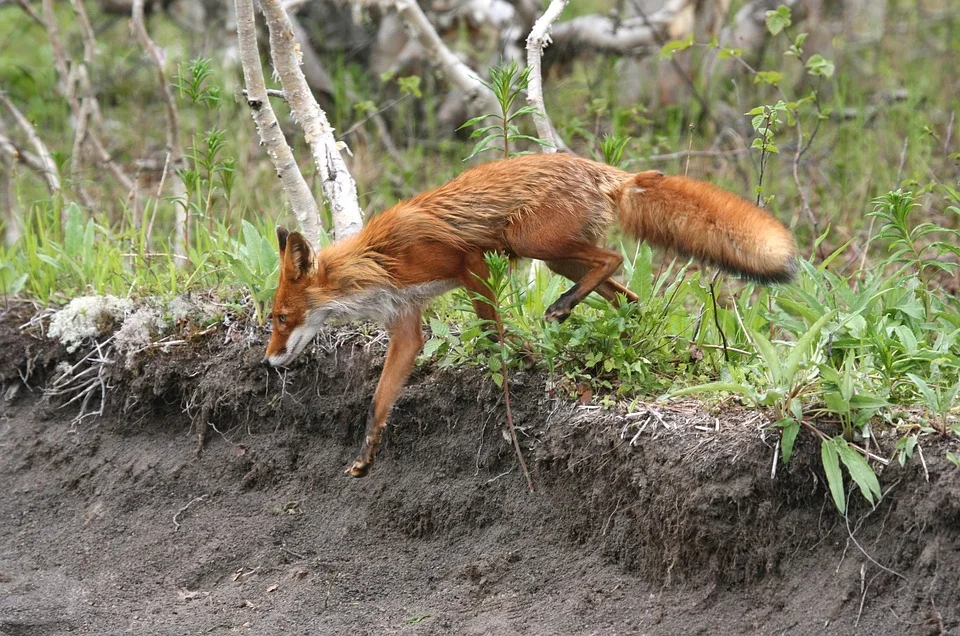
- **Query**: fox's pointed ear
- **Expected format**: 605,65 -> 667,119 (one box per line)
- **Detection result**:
283,231 -> 315,281
276,227 -> 290,254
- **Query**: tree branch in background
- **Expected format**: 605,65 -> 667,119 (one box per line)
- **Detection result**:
40,0 -> 71,99
391,0 -> 499,118
132,0 -> 187,261
259,0 -> 363,240
0,92 -> 62,197
0,126 -> 50,176
234,0 -> 323,247
706,0 -> 803,80
525,0 -> 570,154
0,120 -> 22,245
12,0 -> 44,27
286,11 -> 335,97
32,0 -> 141,217
549,0 -> 693,55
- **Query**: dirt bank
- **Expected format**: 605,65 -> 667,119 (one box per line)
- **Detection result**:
1,305 -> 958,635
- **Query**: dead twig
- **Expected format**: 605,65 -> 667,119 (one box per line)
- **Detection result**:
13,0 -> 45,26
173,494 -> 209,531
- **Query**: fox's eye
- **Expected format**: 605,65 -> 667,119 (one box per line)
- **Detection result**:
278,314 -> 287,324
267,312 -> 273,321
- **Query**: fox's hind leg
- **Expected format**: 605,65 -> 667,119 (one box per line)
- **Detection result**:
544,259 -> 638,307
347,307 -> 424,478
539,245 -> 625,323
458,251 -> 502,334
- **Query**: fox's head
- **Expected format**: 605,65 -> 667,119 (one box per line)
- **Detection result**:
262,227 -> 329,368
263,226 -> 396,367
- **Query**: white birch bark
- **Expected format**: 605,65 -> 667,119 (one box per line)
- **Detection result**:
235,0 -> 323,247
0,119 -> 21,245
525,0 -> 569,154
258,0 -> 363,241
550,0 -> 693,54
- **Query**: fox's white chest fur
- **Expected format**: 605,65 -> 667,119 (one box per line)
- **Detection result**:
325,279 -> 459,325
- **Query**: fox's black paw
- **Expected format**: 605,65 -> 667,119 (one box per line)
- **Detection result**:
544,305 -> 571,323
346,458 -> 372,478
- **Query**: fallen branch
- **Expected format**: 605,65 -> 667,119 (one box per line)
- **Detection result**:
36,0 -> 141,215
524,0 -> 569,153
259,0 -> 363,240
234,0 -> 323,247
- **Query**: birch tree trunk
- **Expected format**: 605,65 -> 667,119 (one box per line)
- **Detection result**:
525,0 -> 570,153
258,0 -> 363,241
235,0 -> 323,248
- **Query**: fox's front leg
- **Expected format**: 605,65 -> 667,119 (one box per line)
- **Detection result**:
347,308 -> 424,478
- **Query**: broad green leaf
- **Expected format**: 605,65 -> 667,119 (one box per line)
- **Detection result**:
659,33 -> 694,59
837,441 -> 882,506
806,54 -> 835,78
821,438 -> 846,512
906,373 -> 940,411
894,325 -> 918,353
429,317 -> 450,339
848,394 -> 891,410
64,203 -> 85,256
765,5 -> 792,35
748,327 -> 782,385
896,434 -> 917,467
754,71 -> 784,86
783,311 -> 836,384
422,338 -> 445,358
774,296 -> 822,323
459,114 -> 491,129
775,417 -> 800,464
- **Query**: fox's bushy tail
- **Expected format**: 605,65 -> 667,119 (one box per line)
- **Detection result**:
617,171 -> 797,283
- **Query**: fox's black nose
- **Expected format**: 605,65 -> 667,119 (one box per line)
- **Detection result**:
260,358 -> 271,368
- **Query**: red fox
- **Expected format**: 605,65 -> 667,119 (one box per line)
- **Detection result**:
263,153 -> 796,477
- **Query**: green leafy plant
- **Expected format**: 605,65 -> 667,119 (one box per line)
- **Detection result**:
599,134 -> 631,167
820,435 -> 882,513
221,220 -> 282,325
868,189 -> 960,301
174,57 -> 222,108
459,60 -> 550,160
431,252 -> 534,491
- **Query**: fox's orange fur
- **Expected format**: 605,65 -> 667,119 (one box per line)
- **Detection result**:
264,153 -> 796,477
